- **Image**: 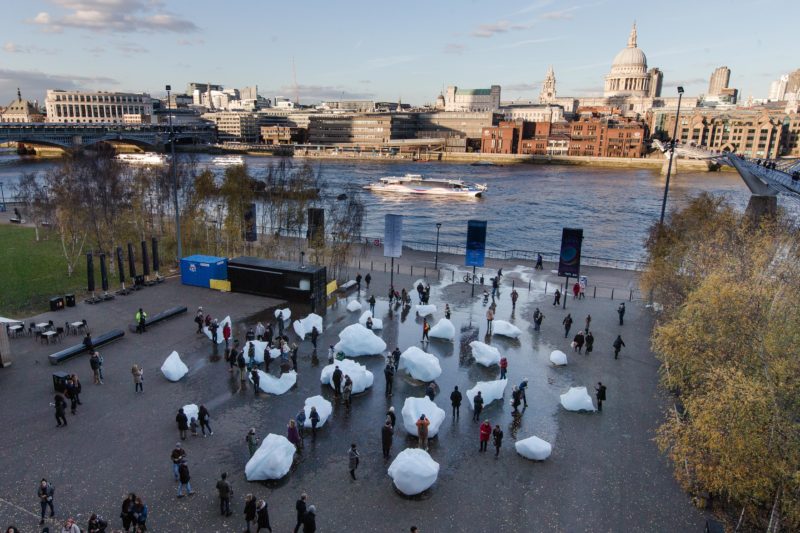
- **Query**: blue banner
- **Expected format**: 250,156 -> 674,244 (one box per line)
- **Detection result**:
465,220 -> 487,267
558,227 -> 583,277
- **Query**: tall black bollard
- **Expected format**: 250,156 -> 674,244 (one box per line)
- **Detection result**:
86,252 -> 95,292
151,238 -> 160,274
99,253 -> 109,292
141,241 -> 150,277
127,243 -> 137,279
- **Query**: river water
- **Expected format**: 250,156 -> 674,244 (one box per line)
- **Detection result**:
0,151 -> 779,261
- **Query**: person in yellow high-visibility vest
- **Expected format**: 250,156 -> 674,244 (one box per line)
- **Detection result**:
135,308 -> 147,333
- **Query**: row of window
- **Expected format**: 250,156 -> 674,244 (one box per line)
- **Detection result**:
50,94 -> 146,104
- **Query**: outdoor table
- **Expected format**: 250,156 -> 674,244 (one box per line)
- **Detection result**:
36,322 -> 49,329
41,331 -> 58,344
8,324 -> 24,337
70,321 -> 84,335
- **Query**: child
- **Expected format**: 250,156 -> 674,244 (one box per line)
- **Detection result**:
190,417 -> 198,437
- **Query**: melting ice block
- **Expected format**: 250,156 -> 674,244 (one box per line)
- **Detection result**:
302,395 -> 333,429
320,359 -> 374,394
243,340 -> 280,364
549,350 -> 568,366
560,387 -> 596,412
466,379 -> 508,410
515,435 -> 552,461
358,310 -> 383,330
428,318 -> 455,341
492,320 -> 521,339
387,448 -> 440,496
415,304 -> 437,317
203,315 -> 232,344
274,308 -> 291,321
470,341 -> 501,366
399,346 -> 442,382
249,370 -> 296,395
346,300 -> 362,312
161,351 -> 188,381
182,403 -> 198,422
401,396 -> 446,438
293,313 -> 323,339
245,433 -> 296,481
333,323 -> 387,357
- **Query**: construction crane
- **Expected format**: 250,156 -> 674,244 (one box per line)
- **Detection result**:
292,57 -> 299,105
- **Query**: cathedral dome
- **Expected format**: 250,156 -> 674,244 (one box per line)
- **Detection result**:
610,23 -> 647,74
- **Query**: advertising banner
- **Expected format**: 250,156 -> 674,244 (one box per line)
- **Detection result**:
465,220 -> 487,267
384,214 -> 403,258
558,227 -> 583,278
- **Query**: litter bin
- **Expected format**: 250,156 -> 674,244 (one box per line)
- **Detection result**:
65,294 -> 76,307
49,297 -> 65,312
52,371 -> 70,393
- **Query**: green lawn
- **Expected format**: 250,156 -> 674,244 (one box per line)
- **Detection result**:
0,225 -> 88,317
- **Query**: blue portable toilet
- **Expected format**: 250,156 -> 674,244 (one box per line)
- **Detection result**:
180,255 -> 228,288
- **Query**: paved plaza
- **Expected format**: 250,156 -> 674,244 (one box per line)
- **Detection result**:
0,257 -> 706,532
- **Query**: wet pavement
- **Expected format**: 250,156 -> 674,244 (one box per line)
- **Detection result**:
0,263 -> 705,532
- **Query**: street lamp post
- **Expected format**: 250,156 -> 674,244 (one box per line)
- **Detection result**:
166,85 -> 182,260
0,181 -> 5,212
659,86 -> 684,226
434,222 -> 442,270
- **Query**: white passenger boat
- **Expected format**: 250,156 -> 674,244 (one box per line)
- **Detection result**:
364,174 -> 487,198
212,155 -> 245,166
114,153 -> 168,166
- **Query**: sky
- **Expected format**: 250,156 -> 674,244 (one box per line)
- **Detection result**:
0,0 -> 797,106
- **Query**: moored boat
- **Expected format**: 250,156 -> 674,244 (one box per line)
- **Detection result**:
364,174 -> 487,198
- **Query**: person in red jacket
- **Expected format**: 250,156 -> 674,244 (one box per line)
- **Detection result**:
572,281 -> 580,299
223,322 -> 231,350
499,357 -> 508,380
479,420 -> 492,452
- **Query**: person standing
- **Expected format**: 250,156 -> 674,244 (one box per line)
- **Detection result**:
444,304 -> 451,319
332,365 -> 343,397
364,273 -> 372,290
473,391 -> 484,422
573,331 -> 585,354
309,407 -> 320,438
534,309 -> 544,331
355,273 -> 362,292
293,493 -> 307,533
135,308 -> 147,333
384,361 -> 395,396
553,289 -> 561,306
120,493 -> 136,532
131,364 -> 143,393
296,409 -> 307,440
450,386 -> 462,419
511,289 -> 519,309
170,443 -> 186,481
572,281 -> 580,300
65,377 -> 78,415
89,352 -> 103,384
176,460 -> 193,497
617,302 -> 626,325
194,307 -> 204,333
132,497 -> 147,532
348,443 -> 360,480
386,406 -> 396,429
287,419 -> 302,451
216,472 -> 233,516
37,478 -> 55,525
237,350 -> 247,385
310,327 -> 319,350
416,414 -> 430,451
491,276 -> 499,299
342,376 -> 353,408
392,346 -> 402,369
585,331 -> 594,354
486,308 -> 494,335
613,335 -> 625,359
421,319 -> 430,343
511,386 -> 522,412
595,382 -> 607,412
519,378 -> 529,408
425,381 -> 437,401
479,420 -> 492,452
246,428 -> 259,457
499,357 -> 508,380
291,342 -> 299,371
210,318 -> 219,344
223,321 -> 232,350
302,505 -> 316,533
562,314 -> 573,338
53,394 -> 67,427
198,405 -> 213,437
492,424 -> 504,457
251,369 -> 261,395
368,294 -> 376,315
255,499 -> 272,532
176,408 -> 189,440
585,314 -> 592,332
243,494 -> 257,533
381,420 -> 393,459
535,253 -> 543,270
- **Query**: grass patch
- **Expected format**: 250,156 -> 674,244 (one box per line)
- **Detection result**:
0,225 -> 87,317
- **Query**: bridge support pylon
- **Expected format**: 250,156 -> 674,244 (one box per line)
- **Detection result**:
745,195 -> 777,223
661,152 -> 676,176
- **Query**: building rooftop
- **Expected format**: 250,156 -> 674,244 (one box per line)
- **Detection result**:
456,88 -> 492,96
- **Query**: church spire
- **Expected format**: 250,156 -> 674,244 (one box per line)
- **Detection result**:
17,87 -> 22,101
627,21 -> 637,48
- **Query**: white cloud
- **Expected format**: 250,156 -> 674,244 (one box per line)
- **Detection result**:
443,43 -> 466,55
472,20 -> 532,38
0,68 -> 119,103
539,6 -> 580,20
27,0 -> 199,34
3,42 -> 56,54
265,84 -> 374,102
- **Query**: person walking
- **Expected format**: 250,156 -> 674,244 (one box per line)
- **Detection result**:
364,273 -> 372,290
421,319 -> 430,343
131,364 -> 143,393
573,331 -> 585,354
486,308 -> 494,335
617,302 -> 626,325
216,472 -> 233,516
53,394 -> 67,427
416,414 -> 431,450
425,381 -> 437,401
355,273 -> 362,292
499,356 -> 508,380
384,361 -> 395,396
120,493 -> 136,532
479,420 -> 492,452
613,335 -> 626,359
309,407 -> 320,438
492,424 -> 504,457
381,420 -> 394,459
237,350 -> 247,385
310,326 -> 319,350
519,378 -> 529,407
244,494 -> 257,533
386,406 -> 396,429
585,331 -> 594,354
572,281 -> 580,300
132,497 -> 147,532
342,376 -> 353,408
473,391 -> 484,422
368,294 -> 376,315
535,253 -> 543,270
348,443 -> 360,480
176,460 -> 193,497
444,303 -> 451,319
296,409 -> 307,440
255,499 -> 272,532
210,318 -> 219,344
511,289 -> 519,309
89,352 -> 103,385
534,309 -> 544,331
246,428 -> 259,457
450,386 -> 462,419
223,321 -> 232,350
302,505 -> 316,533
293,493 -> 307,533
553,289 -> 561,306
585,314 -> 592,332
491,276 -> 499,299
194,307 -> 204,333
170,443 -> 186,481
332,365 -> 343,397
595,382 -> 607,412
511,386 -> 522,412
64,377 -> 79,415
251,369 -> 261,395
176,408 -> 189,440
287,419 -> 302,451
38,478 -> 55,525
198,405 -> 213,437
562,314 -> 573,338
135,308 -> 147,333
291,342 -> 299,371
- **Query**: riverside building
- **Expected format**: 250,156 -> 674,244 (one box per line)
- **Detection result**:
44,90 -> 155,124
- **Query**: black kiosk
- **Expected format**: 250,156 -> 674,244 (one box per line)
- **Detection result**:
227,257 -> 327,314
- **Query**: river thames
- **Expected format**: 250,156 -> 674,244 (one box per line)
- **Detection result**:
0,152 -> 777,261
